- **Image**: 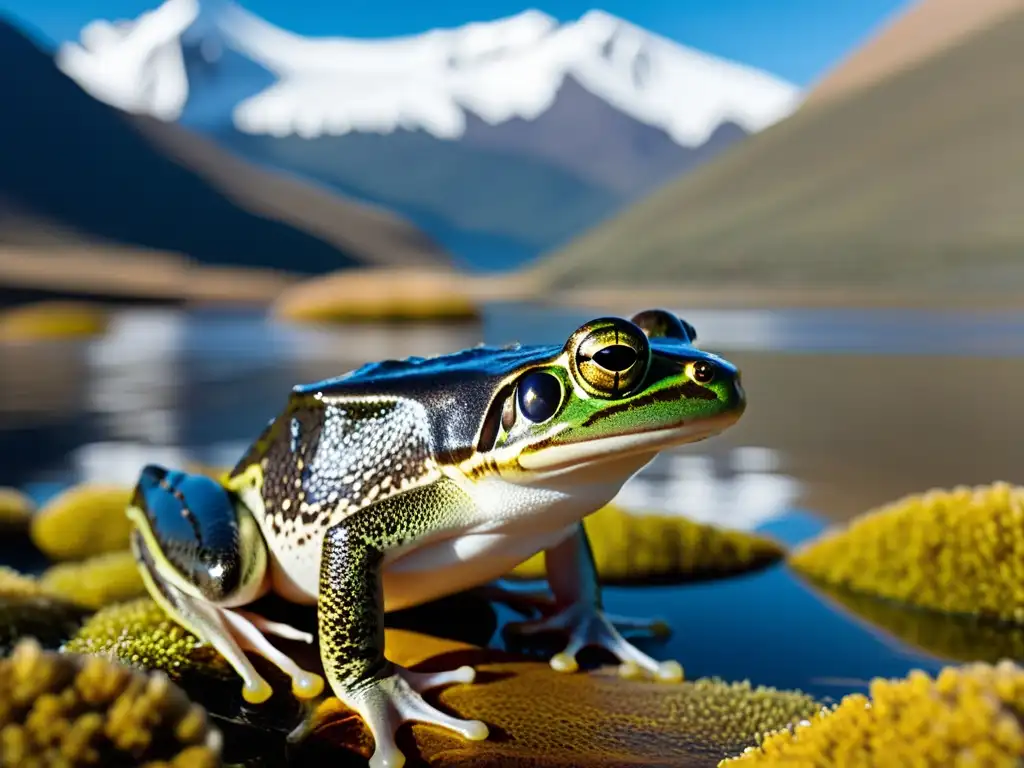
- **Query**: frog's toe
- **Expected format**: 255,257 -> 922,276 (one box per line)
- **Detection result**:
222,608 -> 325,701
507,603 -> 681,681
348,672 -> 489,768
401,663 -> 477,691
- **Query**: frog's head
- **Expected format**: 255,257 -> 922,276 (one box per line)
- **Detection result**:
126,464 -> 268,605
476,309 -> 745,483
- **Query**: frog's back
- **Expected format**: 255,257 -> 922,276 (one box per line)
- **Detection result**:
229,343 -> 559,543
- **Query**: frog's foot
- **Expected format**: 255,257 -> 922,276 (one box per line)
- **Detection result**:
295,666 -> 486,768
220,608 -> 325,701
506,602 -> 682,682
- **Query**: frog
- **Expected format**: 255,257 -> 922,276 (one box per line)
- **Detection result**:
125,308 -> 746,768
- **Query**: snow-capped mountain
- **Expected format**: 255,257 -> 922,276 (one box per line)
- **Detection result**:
55,1 -> 804,269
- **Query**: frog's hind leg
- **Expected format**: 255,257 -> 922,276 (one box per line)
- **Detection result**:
131,531 -> 276,704
314,480 -> 488,768
132,532 -> 325,703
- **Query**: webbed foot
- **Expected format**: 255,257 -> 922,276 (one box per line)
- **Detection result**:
506,600 -> 682,682
293,665 -> 487,768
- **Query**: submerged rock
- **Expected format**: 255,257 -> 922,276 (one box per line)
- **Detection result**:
298,630 -> 823,768
721,660 -> 1024,766
40,551 -> 147,610
30,485 -> 133,561
790,482 -> 1024,623
0,636 -> 221,767
510,504 -> 786,586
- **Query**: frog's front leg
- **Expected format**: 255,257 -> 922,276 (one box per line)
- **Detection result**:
315,479 -> 488,768
504,523 -> 683,682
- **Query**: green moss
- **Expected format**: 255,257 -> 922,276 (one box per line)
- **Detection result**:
63,598 -> 231,681
40,551 -> 147,610
30,485 -> 133,561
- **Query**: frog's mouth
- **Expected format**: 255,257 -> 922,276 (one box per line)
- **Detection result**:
517,412 -> 740,474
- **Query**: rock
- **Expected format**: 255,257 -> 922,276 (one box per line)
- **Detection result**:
40,550 -> 147,610
30,484 -> 133,561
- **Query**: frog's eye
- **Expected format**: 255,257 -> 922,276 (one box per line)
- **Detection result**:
630,309 -> 696,343
516,371 -> 563,423
566,318 -> 651,398
687,360 -> 716,384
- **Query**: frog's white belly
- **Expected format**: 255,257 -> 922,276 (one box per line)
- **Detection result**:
264,473 -> 629,611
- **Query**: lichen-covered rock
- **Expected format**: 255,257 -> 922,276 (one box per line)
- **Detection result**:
40,551 -> 147,610
0,567 -> 89,654
300,630 -> 823,767
30,485 -> 133,561
0,488 -> 34,532
509,504 -> 786,586
808,579 -> 1024,666
789,482 -> 1024,623
62,598 -> 231,681
0,636 -> 221,767
721,660 -> 1024,767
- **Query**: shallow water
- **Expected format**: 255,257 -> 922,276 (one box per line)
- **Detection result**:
1,304 -> 1021,711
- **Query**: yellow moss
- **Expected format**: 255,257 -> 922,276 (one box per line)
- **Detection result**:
0,301 -> 110,343
40,551 -> 146,610
509,503 -> 786,585
721,659 -> 1024,767
807,579 -> 1024,665
30,484 -> 133,561
0,636 -> 220,767
0,488 -> 34,529
62,598 -> 231,680
789,482 -> 1024,623
304,629 -> 822,767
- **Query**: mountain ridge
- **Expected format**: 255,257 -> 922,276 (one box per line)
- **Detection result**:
534,6 -> 1024,294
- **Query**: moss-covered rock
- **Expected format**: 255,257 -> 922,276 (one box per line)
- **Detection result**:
0,301 -> 110,342
0,636 -> 221,767
30,485 -> 133,561
62,598 -> 231,681
721,660 -> 1024,766
509,504 -> 786,586
789,482 -> 1024,623
40,551 -> 147,610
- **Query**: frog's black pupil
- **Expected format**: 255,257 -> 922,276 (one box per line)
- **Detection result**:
693,361 -> 715,383
517,372 -> 562,423
593,344 -> 637,372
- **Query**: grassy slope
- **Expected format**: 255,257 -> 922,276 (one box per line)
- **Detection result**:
534,10 -> 1024,294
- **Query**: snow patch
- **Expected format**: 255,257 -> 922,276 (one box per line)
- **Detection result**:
57,0 -> 803,146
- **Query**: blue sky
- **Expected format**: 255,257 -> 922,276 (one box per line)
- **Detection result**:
5,0 -> 910,86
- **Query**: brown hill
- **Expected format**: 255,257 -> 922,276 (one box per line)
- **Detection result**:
534,8 -> 1024,297
805,0 -> 1023,108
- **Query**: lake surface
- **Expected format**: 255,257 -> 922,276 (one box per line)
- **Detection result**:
2,303 -> 1023,709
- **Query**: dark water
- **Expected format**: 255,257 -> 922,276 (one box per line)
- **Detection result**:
3,304 -> 1023,708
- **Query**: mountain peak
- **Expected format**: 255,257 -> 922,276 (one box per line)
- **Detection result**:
55,1 -> 801,146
